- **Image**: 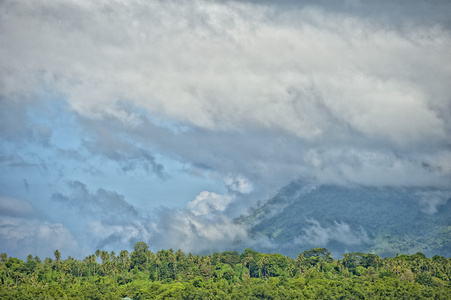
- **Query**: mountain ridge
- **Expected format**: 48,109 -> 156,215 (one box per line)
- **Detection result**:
238,181 -> 451,258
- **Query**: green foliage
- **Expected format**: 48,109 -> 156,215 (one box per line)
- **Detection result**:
244,183 -> 451,258
0,245 -> 450,299
416,273 -> 434,286
130,241 -> 153,271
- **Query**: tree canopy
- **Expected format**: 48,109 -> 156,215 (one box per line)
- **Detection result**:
0,243 -> 450,299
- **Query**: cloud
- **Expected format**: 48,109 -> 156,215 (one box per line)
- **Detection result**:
225,175 -> 253,194
416,190 -> 450,214
294,219 -> 370,246
50,180 -> 249,254
1,0 -> 449,190
87,220 -> 153,251
186,174 -> 253,216
52,181 -> 140,223
186,191 -> 233,217
151,207 -> 248,253
0,197 -> 40,218
0,195 -> 78,259
0,217 -> 78,259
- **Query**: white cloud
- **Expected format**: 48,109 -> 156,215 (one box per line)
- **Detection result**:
225,174 -> 253,194
416,190 -> 450,215
1,0 -> 449,189
0,217 -> 78,259
186,191 -> 233,216
294,219 -> 370,246
153,208 -> 248,253
2,1 -> 449,144
86,220 -> 153,251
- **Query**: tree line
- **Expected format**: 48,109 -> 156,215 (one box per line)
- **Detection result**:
1,243 -> 450,299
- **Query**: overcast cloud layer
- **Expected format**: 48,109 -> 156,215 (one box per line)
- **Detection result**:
1,0 -> 450,259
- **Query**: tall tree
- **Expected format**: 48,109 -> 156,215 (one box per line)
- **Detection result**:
297,253 -> 305,273
1,253 -> 8,264
244,254 -> 253,277
100,250 -> 109,276
54,250 -> 61,271
130,241 -> 151,271
95,249 -> 100,264
119,250 -> 129,273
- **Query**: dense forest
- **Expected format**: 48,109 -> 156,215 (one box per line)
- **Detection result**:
242,183 -> 451,258
1,243 -> 450,299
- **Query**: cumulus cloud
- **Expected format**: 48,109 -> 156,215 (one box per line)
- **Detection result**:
0,217 -> 78,259
0,195 -> 78,259
186,174 -> 253,216
151,208 -> 248,253
49,180 -> 250,254
186,191 -> 233,217
0,196 -> 78,259
84,203 -> 249,254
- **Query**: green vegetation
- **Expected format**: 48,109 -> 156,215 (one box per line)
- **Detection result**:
242,183 -> 451,258
1,244 -> 450,299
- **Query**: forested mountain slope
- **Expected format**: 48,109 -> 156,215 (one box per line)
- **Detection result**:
240,181 -> 451,258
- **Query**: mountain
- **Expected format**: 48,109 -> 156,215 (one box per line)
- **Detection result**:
239,181 -> 451,258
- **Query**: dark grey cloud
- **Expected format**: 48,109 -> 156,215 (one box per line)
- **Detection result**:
52,180 -> 140,222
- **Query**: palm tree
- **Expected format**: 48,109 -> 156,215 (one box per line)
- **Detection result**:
43,257 -> 52,273
95,249 -> 101,264
89,254 -> 97,277
54,250 -> 61,271
297,253 -> 305,274
3,267 -> 12,286
244,255 -> 253,277
110,251 -> 117,283
119,250 -> 129,273
202,256 -> 212,279
169,252 -> 177,280
0,253 -> 7,264
288,261 -> 295,277
100,250 -> 109,276
262,255 -> 269,278
257,259 -> 264,278
155,254 -> 161,281
94,249 -> 101,276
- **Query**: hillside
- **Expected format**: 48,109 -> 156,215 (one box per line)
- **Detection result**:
240,181 -> 451,258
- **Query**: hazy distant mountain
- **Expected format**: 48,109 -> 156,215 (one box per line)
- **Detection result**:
239,181 -> 451,258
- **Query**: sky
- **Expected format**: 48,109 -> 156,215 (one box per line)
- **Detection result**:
1,0 -> 450,260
